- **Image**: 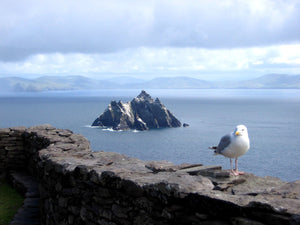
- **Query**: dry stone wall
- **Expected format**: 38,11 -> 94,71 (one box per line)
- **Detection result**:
0,126 -> 27,173
0,125 -> 299,225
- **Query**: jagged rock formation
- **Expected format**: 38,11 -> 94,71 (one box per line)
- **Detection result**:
92,90 -> 182,130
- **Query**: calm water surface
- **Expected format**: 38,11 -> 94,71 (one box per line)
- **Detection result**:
0,89 -> 299,181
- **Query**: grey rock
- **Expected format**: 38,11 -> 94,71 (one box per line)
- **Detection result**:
1,125 -> 300,225
291,214 -> 300,225
231,217 -> 265,225
92,90 -> 181,130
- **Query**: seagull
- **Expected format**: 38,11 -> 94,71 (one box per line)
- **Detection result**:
209,125 -> 250,176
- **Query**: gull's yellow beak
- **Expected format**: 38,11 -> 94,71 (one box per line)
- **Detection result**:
235,131 -> 240,136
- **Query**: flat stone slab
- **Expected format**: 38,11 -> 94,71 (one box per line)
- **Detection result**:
10,198 -> 40,225
9,171 -> 40,225
178,165 -> 222,175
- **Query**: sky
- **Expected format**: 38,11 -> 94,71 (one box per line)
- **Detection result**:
0,0 -> 299,81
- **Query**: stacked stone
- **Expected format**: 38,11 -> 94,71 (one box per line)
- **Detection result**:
35,160 -> 300,225
24,125 -> 298,225
0,127 -> 26,176
0,125 -> 299,225
37,163 -> 213,225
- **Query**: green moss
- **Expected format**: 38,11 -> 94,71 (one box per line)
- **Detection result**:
0,180 -> 24,225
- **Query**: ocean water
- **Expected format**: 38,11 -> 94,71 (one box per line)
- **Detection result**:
0,89 -> 299,181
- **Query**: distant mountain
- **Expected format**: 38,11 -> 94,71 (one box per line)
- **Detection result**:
212,74 -> 300,89
0,75 -> 116,92
34,76 -> 117,90
239,74 -> 300,88
0,77 -> 37,92
129,77 -> 212,89
0,74 -> 299,92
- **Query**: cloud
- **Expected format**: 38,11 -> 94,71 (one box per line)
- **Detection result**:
1,45 -> 299,80
151,0 -> 300,48
0,0 -> 299,61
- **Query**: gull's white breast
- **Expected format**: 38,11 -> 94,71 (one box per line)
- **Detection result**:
222,136 -> 250,158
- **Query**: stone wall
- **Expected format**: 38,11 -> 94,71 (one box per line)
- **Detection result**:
0,127 -> 27,174
0,125 -> 299,225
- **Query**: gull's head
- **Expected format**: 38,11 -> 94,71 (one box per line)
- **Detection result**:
234,124 -> 248,137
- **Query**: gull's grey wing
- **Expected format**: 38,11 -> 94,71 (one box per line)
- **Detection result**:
216,133 -> 232,154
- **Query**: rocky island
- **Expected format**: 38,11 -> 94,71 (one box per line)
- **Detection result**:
92,90 -> 182,131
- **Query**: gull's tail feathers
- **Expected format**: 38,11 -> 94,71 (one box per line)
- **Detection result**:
209,146 -> 219,155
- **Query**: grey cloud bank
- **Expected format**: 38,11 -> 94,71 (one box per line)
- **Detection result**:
0,0 -> 299,80
1,0 -> 299,61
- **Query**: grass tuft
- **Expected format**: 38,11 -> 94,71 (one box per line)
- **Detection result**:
0,179 -> 24,225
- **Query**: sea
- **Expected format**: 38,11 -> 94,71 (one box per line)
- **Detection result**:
0,89 -> 299,182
